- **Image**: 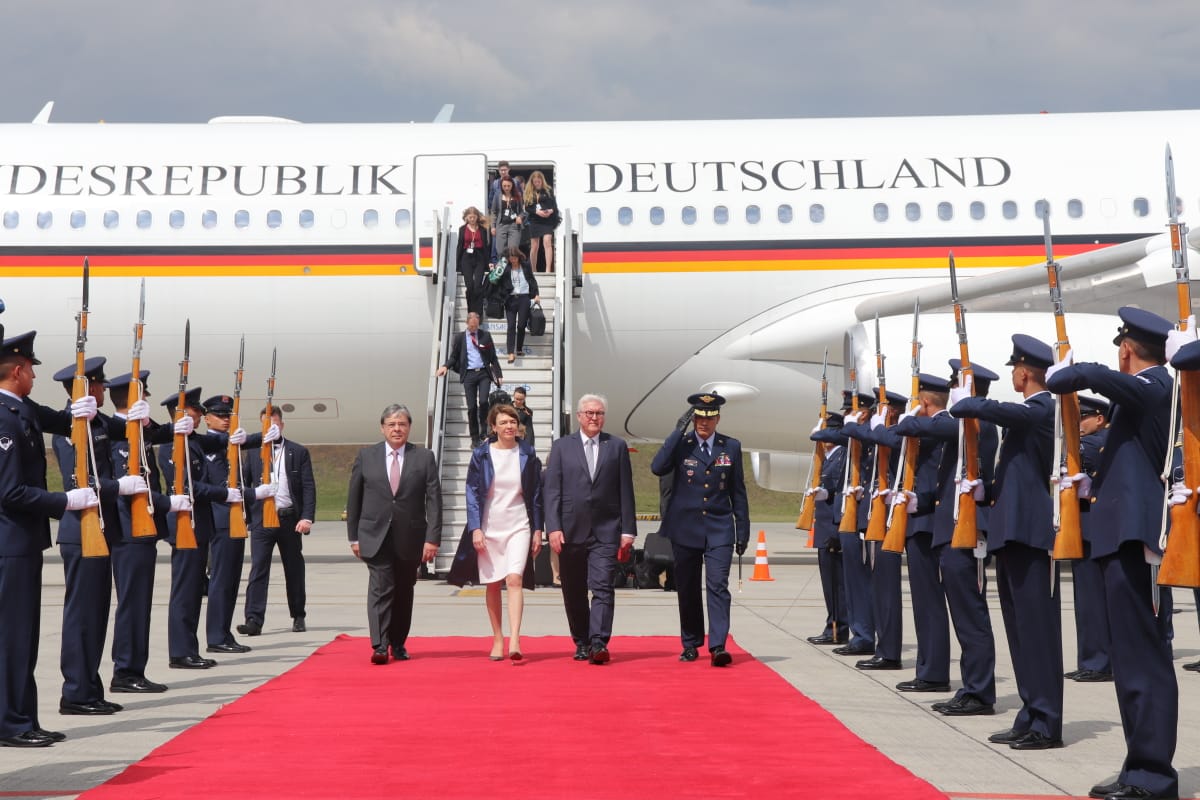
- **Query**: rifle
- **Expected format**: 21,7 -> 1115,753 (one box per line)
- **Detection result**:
259,347 -> 280,528
865,314 -> 894,543
172,320 -> 198,550
227,337 -> 249,540
883,301 -> 921,553
838,334 -> 862,535
949,253 -> 982,549
74,259 -> 108,558
1043,214 -> 1085,561
797,348 -> 829,540
126,279 -> 156,538
1157,144 -> 1200,589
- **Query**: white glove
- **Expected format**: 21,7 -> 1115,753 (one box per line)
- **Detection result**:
117,475 -> 149,496
959,478 -> 985,501
263,423 -> 281,443
844,485 -> 865,500
890,489 -> 918,513
1144,545 -> 1163,567
869,411 -> 887,430
228,427 -> 247,445
226,488 -> 244,504
1056,472 -> 1093,498
169,494 -> 192,512
1045,348 -> 1072,383
811,417 -> 824,436
126,399 -> 150,421
65,487 -> 99,510
70,395 -> 98,420
1166,316 -> 1197,362
173,416 -> 194,435
254,483 -> 278,500
1167,481 -> 1193,507
948,376 -> 973,409
871,488 -> 892,502
897,411 -> 915,425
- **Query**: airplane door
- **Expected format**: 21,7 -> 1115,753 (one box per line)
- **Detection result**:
412,153 -> 487,273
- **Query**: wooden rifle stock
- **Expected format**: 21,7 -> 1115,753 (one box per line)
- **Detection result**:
838,437 -> 861,535
950,302 -> 980,549
73,367 -> 107,558
227,404 -> 248,540
1160,365 -> 1200,586
127,282 -> 156,538
260,349 -> 280,528
865,408 -> 893,543
172,320 -> 196,550
884,362 -> 922,553
798,441 -> 824,546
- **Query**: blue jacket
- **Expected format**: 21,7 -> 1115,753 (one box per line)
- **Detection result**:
0,393 -> 68,556
813,444 -> 846,548
465,440 -> 544,534
651,427 -> 750,549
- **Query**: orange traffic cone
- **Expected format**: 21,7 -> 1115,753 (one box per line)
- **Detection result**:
749,530 -> 773,581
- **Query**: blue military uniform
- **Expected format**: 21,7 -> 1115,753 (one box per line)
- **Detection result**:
806,413 -> 847,644
1046,307 -> 1177,797
201,394 -> 252,653
951,334 -> 1063,749
651,393 -> 749,665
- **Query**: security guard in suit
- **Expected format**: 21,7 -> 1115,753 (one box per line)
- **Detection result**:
805,412 -> 847,645
951,334 -> 1063,751
1047,307 -> 1177,800
650,392 -> 750,667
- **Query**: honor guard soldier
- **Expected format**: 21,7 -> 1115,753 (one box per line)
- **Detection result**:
805,412 -> 848,645
951,334 -> 1063,751
651,392 -> 750,666
1064,395 -> 1114,683
0,331 -> 99,747
1046,307 -> 1178,799
106,370 -> 171,693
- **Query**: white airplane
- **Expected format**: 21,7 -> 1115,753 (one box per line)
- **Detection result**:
1,106 -> 1197,491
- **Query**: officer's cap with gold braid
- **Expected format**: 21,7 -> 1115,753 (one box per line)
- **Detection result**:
688,392 -> 726,417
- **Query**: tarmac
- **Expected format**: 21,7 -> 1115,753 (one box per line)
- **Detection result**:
2,521 -> 1198,800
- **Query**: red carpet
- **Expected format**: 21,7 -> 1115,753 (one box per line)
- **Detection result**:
82,635 -> 946,800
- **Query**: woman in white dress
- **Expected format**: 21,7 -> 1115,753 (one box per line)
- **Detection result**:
465,404 -> 543,661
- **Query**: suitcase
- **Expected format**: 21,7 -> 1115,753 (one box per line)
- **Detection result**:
527,302 -> 546,336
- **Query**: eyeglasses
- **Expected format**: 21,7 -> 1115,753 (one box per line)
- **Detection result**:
580,410 -> 606,418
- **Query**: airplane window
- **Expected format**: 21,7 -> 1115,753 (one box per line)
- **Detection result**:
714,206 -> 728,225
299,209 -> 315,229
1133,197 -> 1150,217
363,209 -> 379,229
235,210 -> 250,229
809,204 -> 825,223
938,202 -> 953,221
202,210 -> 217,229
267,210 -> 283,229
586,207 -> 601,226
970,201 -> 985,221
746,205 -> 761,224
136,210 -> 152,229
2,211 -> 17,229
649,207 -> 664,226
1068,199 -> 1083,218
1035,199 -> 1050,220
169,210 -> 185,229
778,204 -> 793,223
682,206 -> 697,225
395,209 -> 411,227
618,207 -> 633,226
906,203 -> 920,222
1003,201 -> 1017,220
104,210 -> 119,229
37,211 -> 52,230
873,203 -> 888,223
70,210 -> 86,229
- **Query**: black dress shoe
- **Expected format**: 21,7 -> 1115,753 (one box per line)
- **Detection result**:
393,646 -> 410,661
0,730 -> 55,747
856,656 -> 902,670
1073,669 -> 1114,682
1104,786 -> 1176,800
59,699 -> 116,715
1009,731 -> 1063,750
1089,782 -> 1127,799
573,644 -> 589,661
1182,660 -> 1200,672
207,640 -> 251,654
987,728 -> 1027,744
371,647 -> 389,665
170,655 -> 216,669
896,678 -> 952,692
589,643 -> 610,665
292,618 -> 306,633
710,646 -> 733,667
806,633 -> 837,645
99,699 -> 124,712
1064,669 -> 1083,680
111,676 -> 168,693
833,643 -> 875,656
237,620 -> 262,636
34,728 -> 66,742
679,647 -> 699,662
936,695 -> 995,716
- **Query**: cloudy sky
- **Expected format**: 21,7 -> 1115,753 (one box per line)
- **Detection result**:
1,1 -> 1197,124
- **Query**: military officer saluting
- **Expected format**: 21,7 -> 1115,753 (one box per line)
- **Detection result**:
651,392 -> 750,667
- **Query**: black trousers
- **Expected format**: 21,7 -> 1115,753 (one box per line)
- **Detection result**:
505,293 -> 531,355
365,534 -> 419,651
0,553 -> 42,738
460,252 -> 488,316
111,540 -> 158,678
244,510 -> 306,626
59,543 -> 113,703
461,368 -> 492,442
559,538 -> 617,648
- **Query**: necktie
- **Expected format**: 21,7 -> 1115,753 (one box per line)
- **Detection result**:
389,450 -> 401,494
702,441 -> 711,457
586,438 -> 597,479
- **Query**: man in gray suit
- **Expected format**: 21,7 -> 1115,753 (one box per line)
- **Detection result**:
544,393 -> 637,664
346,404 -> 442,665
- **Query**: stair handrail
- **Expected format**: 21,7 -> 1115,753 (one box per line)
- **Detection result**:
426,206 -> 456,467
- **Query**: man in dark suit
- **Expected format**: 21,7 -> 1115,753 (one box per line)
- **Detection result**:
544,393 -> 637,664
239,406 -> 316,636
651,392 -> 749,666
346,404 -> 442,664
436,312 -> 503,446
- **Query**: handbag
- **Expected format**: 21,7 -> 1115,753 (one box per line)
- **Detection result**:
487,258 -> 507,285
527,302 -> 546,337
